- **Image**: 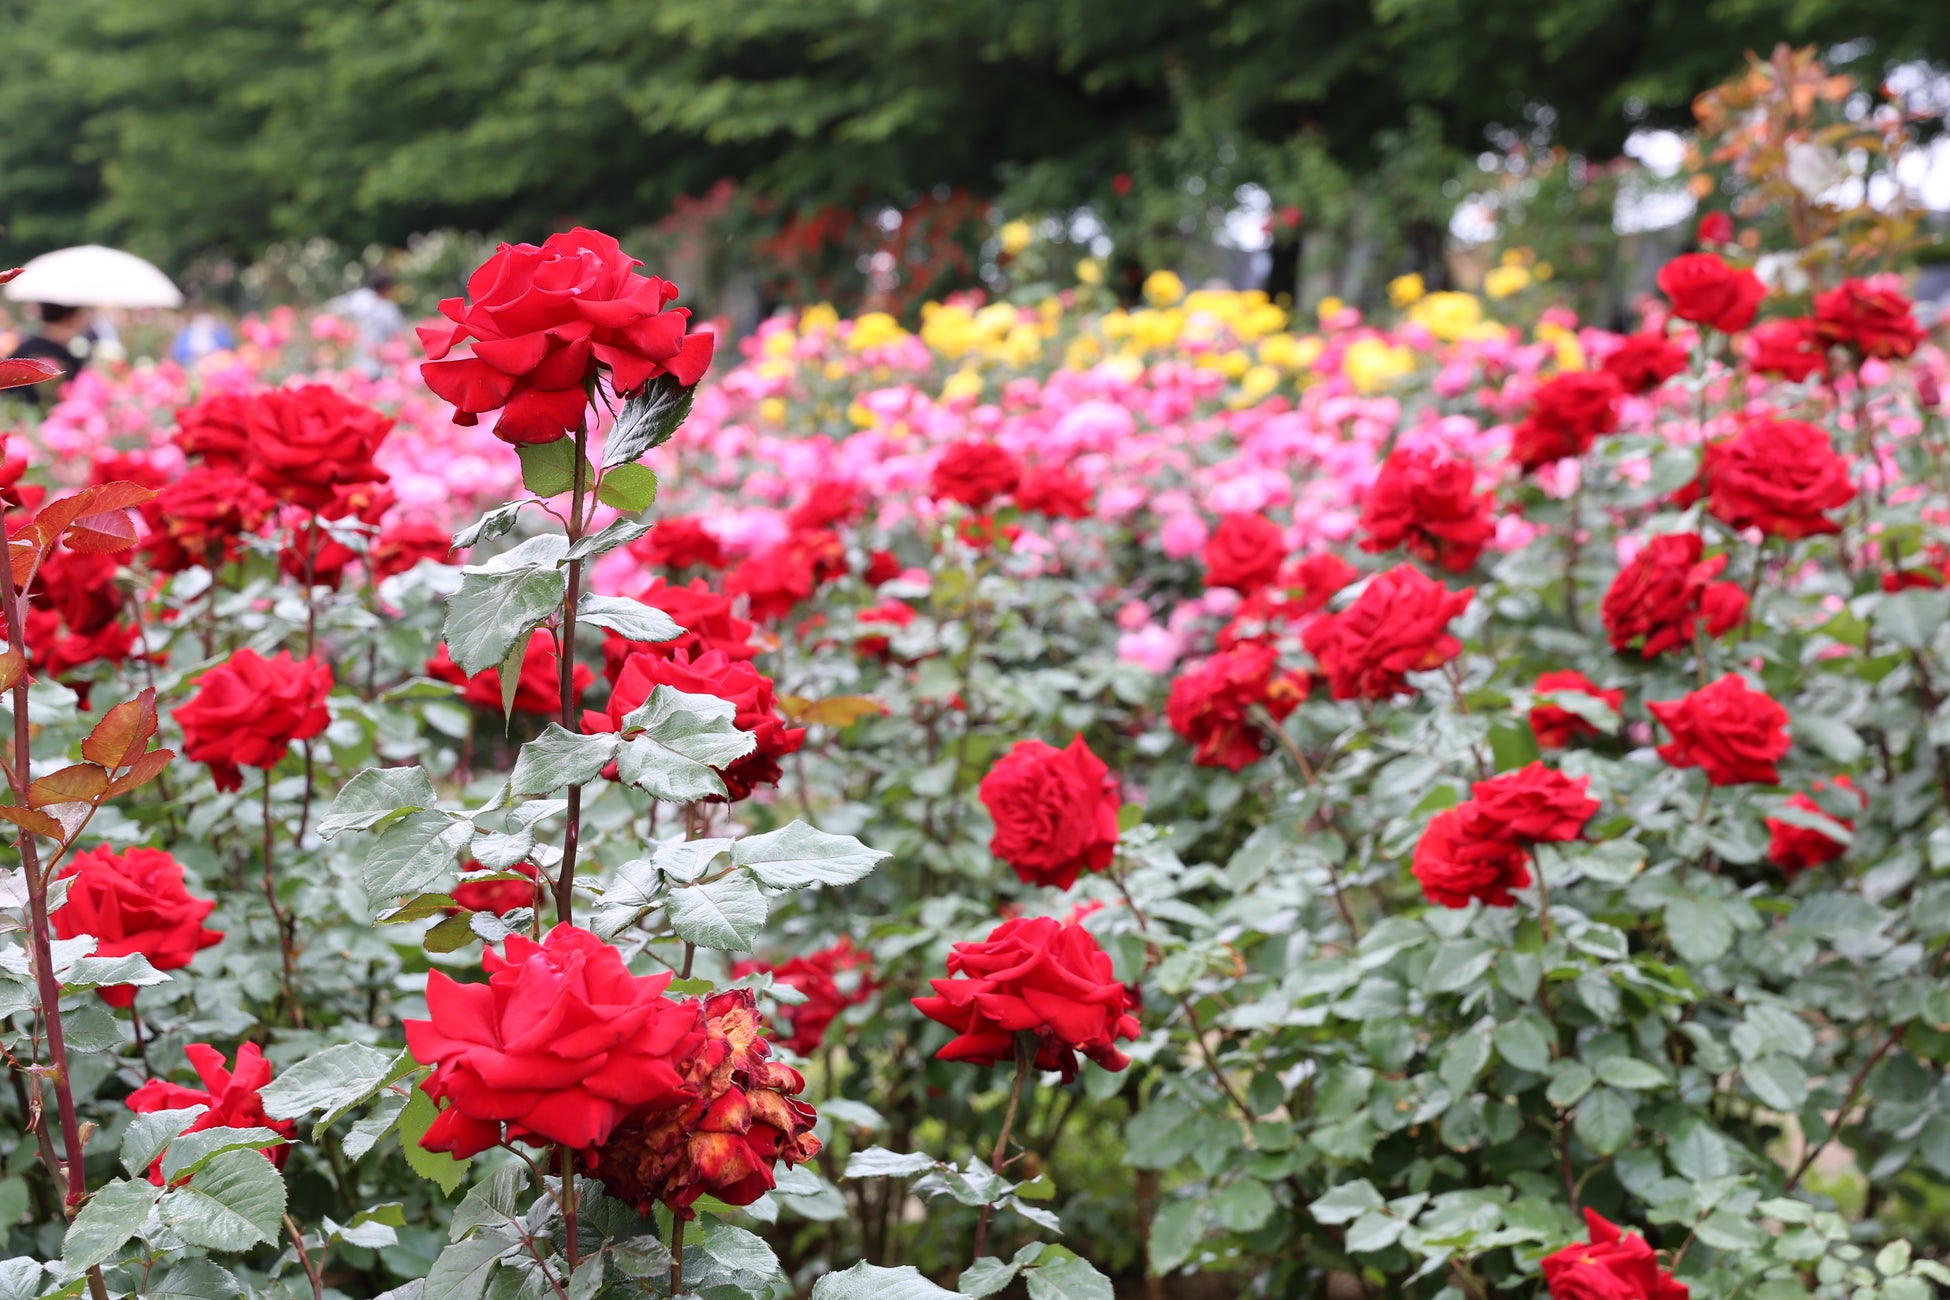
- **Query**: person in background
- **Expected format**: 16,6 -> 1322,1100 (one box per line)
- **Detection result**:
171,309 -> 236,366
328,268 -> 406,377
3,302 -> 88,404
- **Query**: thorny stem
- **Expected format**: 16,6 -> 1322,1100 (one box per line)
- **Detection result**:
560,1147 -> 580,1270
130,1001 -> 150,1076
671,1218 -> 686,1294
262,772 -> 304,1028
284,1213 -> 324,1300
1255,708 -> 1358,940
301,516 -> 321,659
972,1033 -> 1034,1263
1563,468 -> 1584,633
555,421 -> 591,924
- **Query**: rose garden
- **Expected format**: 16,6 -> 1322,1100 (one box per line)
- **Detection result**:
4,38 -> 1950,1300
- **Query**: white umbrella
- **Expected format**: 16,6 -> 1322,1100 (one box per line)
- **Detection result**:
3,245 -> 182,309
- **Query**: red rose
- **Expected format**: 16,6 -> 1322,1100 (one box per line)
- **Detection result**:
1219,552 -> 1360,649
1767,776 -> 1864,876
1883,544 -> 1949,592
1650,674 -> 1790,786
1302,564 -> 1473,701
1203,512 -> 1287,594
172,390 -> 256,470
428,629 -> 592,716
930,441 -> 1022,508
863,549 -> 904,587
1814,278 -> 1925,361
1697,210 -> 1734,245
1470,762 -> 1599,842
370,520 -> 455,581
629,516 -> 725,571
786,480 -> 862,532
51,846 -> 222,1007
724,531 -> 844,622
1600,333 -> 1688,396
176,648 -> 333,792
30,548 -> 122,639
589,649 -> 804,801
586,987 -> 821,1219
602,579 -> 758,681
854,599 -> 916,659
143,468 -> 275,574
1744,318 -> 1827,382
1529,671 -> 1625,749
419,228 -> 715,445
978,736 -> 1121,890
1015,465 -> 1094,519
1541,1209 -> 1688,1300
1656,253 -> 1765,333
451,860 -> 543,915
913,914 -> 1140,1081
1359,447 -> 1496,572
125,1044 -> 296,1182
281,483 -> 394,589
1701,415 -> 1854,540
733,938 -> 876,1056
240,385 -> 392,509
407,925 -> 703,1156
1412,805 -> 1531,909
1511,372 -> 1622,472
1165,642 -> 1309,770
1601,533 -> 1747,658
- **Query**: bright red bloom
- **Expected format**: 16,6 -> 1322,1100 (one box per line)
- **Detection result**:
1529,671 -> 1625,749
1302,564 -> 1473,701
1600,333 -> 1688,395
280,483 -> 395,589
725,531 -> 844,622
854,599 -> 916,659
979,736 -> 1121,891
428,629 -> 592,716
1657,253 -> 1765,333
1601,533 -> 1747,658
1701,416 -> 1854,540
407,926 -> 703,1156
1649,675 -> 1791,786
126,1045 -> 296,1182
1359,447 -> 1496,572
1541,1209 -> 1688,1300
733,938 -> 876,1056
913,914 -> 1140,1082
1218,552 -> 1360,650
1165,642 -> 1309,770
1767,776 -> 1864,876
1744,317 -> 1827,382
1814,278 -> 1925,361
1511,372 -> 1622,471
51,847 -> 222,1007
601,578 -> 758,681
1014,465 -> 1094,519
1412,805 -> 1532,909
1203,512 -> 1287,594
176,649 -> 333,792
629,516 -> 724,571
930,441 -> 1022,508
589,649 -> 804,801
1470,762 -> 1599,842
240,385 -> 392,509
419,228 -> 715,445
451,860 -> 543,915
143,468 -> 275,574
370,520 -> 455,580
786,480 -> 862,532
172,390 -> 256,470
1697,210 -> 1734,245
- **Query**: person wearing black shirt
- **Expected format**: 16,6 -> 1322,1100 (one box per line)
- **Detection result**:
3,303 -> 86,405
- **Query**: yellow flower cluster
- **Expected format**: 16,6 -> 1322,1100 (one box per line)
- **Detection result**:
919,301 -> 1045,366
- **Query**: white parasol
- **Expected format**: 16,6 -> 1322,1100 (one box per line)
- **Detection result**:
2,245 -> 183,309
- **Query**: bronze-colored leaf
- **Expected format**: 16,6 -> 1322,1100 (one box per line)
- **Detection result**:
0,804 -> 64,839
28,763 -> 109,808
104,748 -> 174,798
82,689 -> 159,770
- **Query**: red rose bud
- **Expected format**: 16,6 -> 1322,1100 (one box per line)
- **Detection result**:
1510,371 -> 1622,472
1656,253 -> 1765,333
930,440 -> 1023,508
1359,446 -> 1496,573
1470,762 -> 1600,842
1743,318 -> 1827,383
1649,674 -> 1791,786
1529,671 -> 1625,749
1302,564 -> 1473,701
125,1044 -> 296,1182
1767,776 -> 1865,876
450,860 -> 543,916
175,648 -> 332,792
1600,333 -> 1688,396
1412,804 -> 1532,909
428,629 -> 592,716
629,515 -> 726,571
979,735 -> 1121,890
1541,1209 -> 1689,1300
279,483 -> 395,589
239,384 -> 392,509
1202,511 -> 1288,594
369,520 -> 455,580
406,926 -> 703,1156
1702,415 -> 1854,540
52,847 -> 222,1006
1601,533 -> 1747,658
420,228 -> 714,445
912,914 -> 1140,1082
1696,210 -> 1734,245
1166,642 -> 1309,770
589,649 -> 804,801
1814,277 -> 1925,361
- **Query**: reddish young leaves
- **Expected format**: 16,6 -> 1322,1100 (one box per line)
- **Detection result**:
0,804 -> 64,839
105,748 -> 174,799
82,689 -> 160,770
7,481 -> 159,584
0,358 -> 62,392
28,763 -> 110,809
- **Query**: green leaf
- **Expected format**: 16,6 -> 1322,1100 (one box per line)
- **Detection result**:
509,725 -> 620,794
616,686 -> 756,802
959,1255 -> 1022,1299
64,1178 -> 162,1271
1668,1124 -> 1731,1182
398,1089 -> 471,1195
732,821 -> 891,890
61,952 -> 168,995
423,1232 -> 511,1300
449,1165 -> 529,1242
1574,1088 -> 1635,1156
1025,1256 -> 1114,1300
1591,1056 -> 1669,1091
363,810 -> 473,905
567,1255 -> 604,1300
844,1148 -> 940,1179
1426,939 -> 1496,993
443,538 -> 570,675
565,516 -> 654,563
160,1146 -> 287,1250
1494,1018 -> 1554,1073
1210,1179 -> 1275,1232
149,1261 -> 242,1298
668,871 -> 769,951
1309,1179 -> 1383,1225
258,1042 -> 402,1136
1793,713 -> 1864,765
1344,1209 -> 1406,1254
1440,1027 -> 1493,1097
122,1107 -> 205,1177
322,766 -> 438,838
517,438 -> 584,498
158,1125 -> 288,1182
1148,1199 -> 1204,1274
696,1219 -> 782,1278
1547,1063 -> 1595,1108
1877,588 -> 1950,651
1666,894 -> 1735,964
453,502 -> 524,551
576,593 -> 682,643
604,373 -> 697,468
344,1092 -> 407,1160
811,1262 -> 960,1299
1744,1055 -> 1808,1111
596,463 -> 659,512
0,1260 -> 46,1300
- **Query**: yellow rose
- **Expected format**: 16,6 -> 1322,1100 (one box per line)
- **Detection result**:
1388,273 -> 1426,308
847,312 -> 908,352
799,303 -> 840,333
847,401 -> 877,428
1342,337 -> 1413,393
941,369 -> 984,403
1143,269 -> 1185,307
998,220 -> 1034,255
1409,291 -> 1483,342
1316,296 -> 1346,323
1075,257 -> 1103,286
757,397 -> 787,425
1484,265 -> 1531,299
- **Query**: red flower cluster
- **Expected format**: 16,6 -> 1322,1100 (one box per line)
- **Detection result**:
175,649 -> 333,791
126,1044 -> 296,1182
1413,764 -> 1597,909
420,228 -> 715,445
280,483 -> 395,588
143,467 -> 275,574
630,516 -> 725,571
602,578 -> 758,679
1529,671 -> 1625,749
1358,446 -> 1496,572
913,914 -> 1140,1081
1657,253 -> 1764,333
451,860 -> 543,915
853,600 -> 917,659
241,384 -> 393,509
1767,776 -> 1864,875
1165,642 -> 1309,770
1540,1209 -> 1688,1300
1015,464 -> 1093,519
428,629 -> 592,717
1744,318 -> 1826,382
1303,565 -> 1473,701
1203,512 -> 1286,594
591,649 -> 804,801
787,480 -> 863,532
172,390 -> 255,469
1217,552 -> 1359,650
1701,416 -> 1855,540
978,736 -> 1121,890
25,548 -> 138,699
52,846 -> 222,1006
1650,675 -> 1791,786
1511,372 -> 1622,472
733,937 -> 876,1056
725,530 -> 846,622
1814,277 -> 1925,361
1601,534 -> 1747,658
370,520 -> 455,581
930,441 -> 1022,508
1600,333 -> 1687,396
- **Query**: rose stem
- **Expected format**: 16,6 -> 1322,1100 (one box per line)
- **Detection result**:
555,419 -> 590,925
972,1032 -> 1035,1262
